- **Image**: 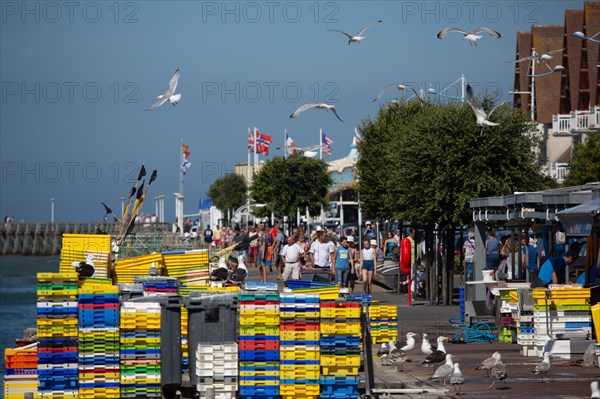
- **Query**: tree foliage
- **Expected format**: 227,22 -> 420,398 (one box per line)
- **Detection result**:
207,173 -> 247,214
356,98 -> 552,230
251,155 -> 332,219
565,131 -> 600,186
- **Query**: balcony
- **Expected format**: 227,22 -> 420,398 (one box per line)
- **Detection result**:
550,162 -> 569,183
552,106 -> 600,136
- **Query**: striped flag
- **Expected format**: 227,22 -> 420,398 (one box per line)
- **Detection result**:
322,133 -> 333,155
181,143 -> 191,174
256,131 -> 272,156
248,129 -> 254,153
286,133 -> 295,155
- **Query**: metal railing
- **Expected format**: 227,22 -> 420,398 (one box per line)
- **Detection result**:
550,162 -> 570,183
552,106 -> 600,135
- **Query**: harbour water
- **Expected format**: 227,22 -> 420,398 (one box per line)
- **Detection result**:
0,255 -> 59,391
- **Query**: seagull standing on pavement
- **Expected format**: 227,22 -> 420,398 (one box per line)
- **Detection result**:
387,341 -> 408,371
145,68 -> 181,111
488,358 -> 507,389
429,354 -> 454,386
422,336 -> 447,366
436,27 -> 501,46
397,332 -> 418,353
450,362 -> 465,395
421,333 -> 434,356
377,342 -> 389,366
327,20 -> 383,45
532,352 -> 551,383
289,103 -> 344,122
476,351 -> 501,371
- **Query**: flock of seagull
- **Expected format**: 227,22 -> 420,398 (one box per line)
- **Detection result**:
143,20 -> 512,135
376,332 -> 599,396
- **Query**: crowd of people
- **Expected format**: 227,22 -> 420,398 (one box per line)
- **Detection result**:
481,229 -> 585,288
208,221 -> 415,296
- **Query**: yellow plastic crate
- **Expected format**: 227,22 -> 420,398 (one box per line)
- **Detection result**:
279,384 -> 319,396
532,288 -> 590,305
592,303 -> 600,344
280,330 -> 320,341
320,307 -> 361,319
321,364 -> 360,375
320,354 -> 360,366
280,365 -> 320,380
320,321 -> 361,335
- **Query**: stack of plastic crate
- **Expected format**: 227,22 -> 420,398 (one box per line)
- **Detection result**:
135,276 -> 179,296
163,250 -> 210,289
120,301 -> 162,399
532,286 -> 592,356
369,304 -> 398,344
114,253 -> 165,284
59,234 -> 111,278
195,343 -> 238,399
78,279 -> 120,399
319,299 -> 361,399
279,293 -> 320,399
4,347 -> 38,399
238,292 -> 280,399
36,272 -> 79,399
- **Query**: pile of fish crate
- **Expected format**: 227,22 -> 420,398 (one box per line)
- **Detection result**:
195,343 -> 238,399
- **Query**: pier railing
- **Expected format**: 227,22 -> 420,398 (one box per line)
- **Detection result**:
0,222 -> 172,255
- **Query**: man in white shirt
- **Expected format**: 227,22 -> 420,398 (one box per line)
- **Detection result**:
281,235 -> 305,282
309,231 -> 335,269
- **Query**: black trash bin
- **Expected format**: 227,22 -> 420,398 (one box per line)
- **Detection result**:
183,292 -> 239,388
127,295 -> 183,398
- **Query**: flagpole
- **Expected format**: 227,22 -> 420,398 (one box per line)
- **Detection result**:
284,129 -> 288,159
247,127 -> 251,176
319,128 -> 323,160
254,127 -> 258,174
179,139 -> 184,196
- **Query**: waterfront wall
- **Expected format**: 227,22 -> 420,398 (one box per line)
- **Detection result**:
0,222 -> 171,255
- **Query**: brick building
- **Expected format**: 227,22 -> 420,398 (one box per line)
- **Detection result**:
513,1 -> 599,183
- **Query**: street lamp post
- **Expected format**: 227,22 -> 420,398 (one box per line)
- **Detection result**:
51,198 -> 55,223
426,74 -> 466,102
573,31 -> 600,43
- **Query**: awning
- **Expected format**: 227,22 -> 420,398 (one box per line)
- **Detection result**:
555,198 -> 600,236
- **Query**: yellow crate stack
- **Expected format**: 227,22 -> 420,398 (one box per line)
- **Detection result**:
60,234 -> 111,279
163,251 -> 210,288
369,305 -> 398,344
532,286 -> 592,356
4,347 -> 39,399
114,253 -> 165,284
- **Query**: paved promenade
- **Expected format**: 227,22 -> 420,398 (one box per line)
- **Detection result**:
241,265 -> 600,399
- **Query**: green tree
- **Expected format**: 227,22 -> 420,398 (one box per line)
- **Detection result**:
251,154 -> 332,219
357,98 -> 552,230
565,131 -> 600,186
207,173 -> 247,217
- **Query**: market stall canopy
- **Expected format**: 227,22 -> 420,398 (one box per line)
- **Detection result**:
556,198 -> 600,236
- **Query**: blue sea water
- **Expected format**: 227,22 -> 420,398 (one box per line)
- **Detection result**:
0,255 -> 59,391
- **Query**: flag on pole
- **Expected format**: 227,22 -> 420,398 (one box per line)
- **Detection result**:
322,133 -> 333,155
248,130 -> 255,153
181,143 -> 191,175
285,133 -> 295,155
182,144 -> 190,159
256,131 -> 272,156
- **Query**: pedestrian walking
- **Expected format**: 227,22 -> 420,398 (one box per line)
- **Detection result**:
360,239 -> 377,295
333,236 -> 353,287
281,235 -> 305,285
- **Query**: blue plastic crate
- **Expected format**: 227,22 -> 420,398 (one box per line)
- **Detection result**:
239,364 -> 280,371
344,295 -> 372,303
239,350 -> 279,361
239,376 -> 279,381
79,382 -> 120,389
320,336 -> 361,347
239,386 -> 280,396
565,322 -> 592,328
38,352 -> 78,362
37,307 -> 78,315
286,280 -> 336,289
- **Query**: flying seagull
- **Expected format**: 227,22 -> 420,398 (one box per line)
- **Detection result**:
510,48 -> 564,65
101,202 -> 113,216
290,103 -> 343,122
466,84 -> 511,131
532,352 -> 551,383
450,362 -> 465,395
373,84 -> 426,104
437,27 -> 501,46
145,68 -> 181,111
327,20 -> 383,45
429,354 -> 454,386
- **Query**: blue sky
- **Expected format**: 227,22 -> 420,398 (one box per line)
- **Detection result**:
0,1 -> 582,221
